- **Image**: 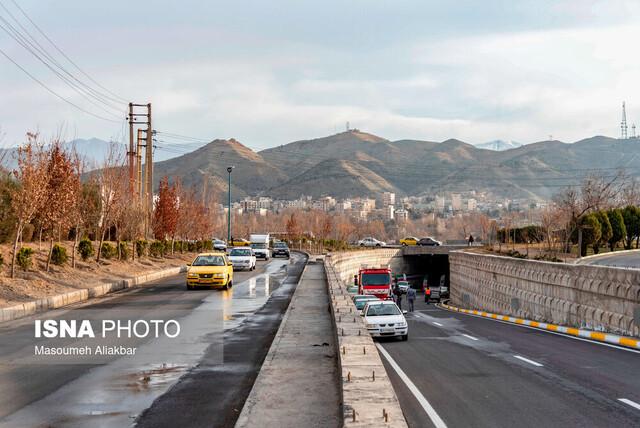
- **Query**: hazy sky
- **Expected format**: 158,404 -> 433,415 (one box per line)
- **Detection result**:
1,0 -> 640,150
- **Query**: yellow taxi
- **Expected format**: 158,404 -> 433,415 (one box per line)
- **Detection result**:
229,237 -> 251,247
186,252 -> 234,290
399,236 -> 419,246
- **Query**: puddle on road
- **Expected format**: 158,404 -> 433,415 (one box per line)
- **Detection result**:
0,256 -> 298,428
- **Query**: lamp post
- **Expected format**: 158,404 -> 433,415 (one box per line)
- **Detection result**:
227,166 -> 234,242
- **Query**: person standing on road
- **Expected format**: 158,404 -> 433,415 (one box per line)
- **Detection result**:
468,234 -> 475,246
393,284 -> 402,310
407,287 -> 416,312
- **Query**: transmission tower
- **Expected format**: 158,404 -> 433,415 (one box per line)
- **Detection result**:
632,123 -> 637,139
621,101 -> 628,139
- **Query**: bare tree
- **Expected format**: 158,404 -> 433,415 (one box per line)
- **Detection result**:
96,144 -> 127,262
9,134 -> 49,277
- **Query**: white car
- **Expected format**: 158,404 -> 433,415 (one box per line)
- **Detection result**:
363,300 -> 408,341
228,247 -> 256,271
357,237 -> 386,247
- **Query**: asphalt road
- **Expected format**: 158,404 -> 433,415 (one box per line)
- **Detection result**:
0,253 -> 306,428
579,250 -> 640,268
380,298 -> 640,428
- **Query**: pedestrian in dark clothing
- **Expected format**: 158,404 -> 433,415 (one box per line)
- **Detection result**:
393,285 -> 402,310
407,287 -> 416,312
468,234 -> 475,246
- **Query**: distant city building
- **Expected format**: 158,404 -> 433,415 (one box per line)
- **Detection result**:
451,193 -> 462,211
395,208 -> 409,222
435,195 -> 446,211
382,192 -> 396,207
384,205 -> 395,220
467,198 -> 477,211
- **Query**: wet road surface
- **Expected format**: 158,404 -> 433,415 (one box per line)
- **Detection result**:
0,253 -> 306,428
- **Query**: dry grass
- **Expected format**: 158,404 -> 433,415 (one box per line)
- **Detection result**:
0,241 -> 196,308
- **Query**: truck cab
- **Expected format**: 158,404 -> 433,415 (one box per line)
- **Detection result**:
358,266 -> 392,300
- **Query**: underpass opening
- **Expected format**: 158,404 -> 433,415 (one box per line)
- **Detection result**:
400,254 -> 450,297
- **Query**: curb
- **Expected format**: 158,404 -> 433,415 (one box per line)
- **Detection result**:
439,302 -> 640,350
325,256 -> 408,427
0,265 -> 187,323
576,248 -> 640,264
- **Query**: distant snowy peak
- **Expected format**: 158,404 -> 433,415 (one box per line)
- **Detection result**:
475,140 -> 522,151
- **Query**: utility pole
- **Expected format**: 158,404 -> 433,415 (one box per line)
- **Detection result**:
127,103 -> 135,194
227,166 -> 234,242
128,102 -> 152,236
145,103 -> 153,238
621,101 -> 628,140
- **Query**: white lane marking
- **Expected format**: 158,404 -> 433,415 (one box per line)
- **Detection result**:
441,306 -> 640,355
376,344 -> 448,428
619,398 -> 640,411
432,321 -> 443,327
462,334 -> 479,341
513,355 -> 543,367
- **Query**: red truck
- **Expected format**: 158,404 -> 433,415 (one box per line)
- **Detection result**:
358,266 -> 392,299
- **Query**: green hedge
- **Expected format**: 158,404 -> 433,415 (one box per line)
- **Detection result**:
119,241 -> 130,260
17,247 -> 34,271
51,244 -> 68,265
136,239 -> 148,258
78,238 -> 94,261
100,242 -> 117,260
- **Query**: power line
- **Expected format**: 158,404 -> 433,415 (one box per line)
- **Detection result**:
0,16 -> 124,119
0,46 -> 121,122
6,0 -> 127,104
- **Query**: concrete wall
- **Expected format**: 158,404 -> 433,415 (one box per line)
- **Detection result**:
449,251 -> 640,337
328,249 -> 406,286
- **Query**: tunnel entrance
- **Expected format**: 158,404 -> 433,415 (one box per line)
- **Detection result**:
399,254 -> 450,293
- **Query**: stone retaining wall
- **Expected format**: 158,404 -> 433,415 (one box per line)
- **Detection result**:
449,251 -> 640,337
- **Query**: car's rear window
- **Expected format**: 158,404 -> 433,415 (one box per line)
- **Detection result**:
366,304 -> 401,316
274,243 -> 288,248
192,255 -> 225,266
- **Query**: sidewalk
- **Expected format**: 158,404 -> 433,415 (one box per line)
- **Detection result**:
236,261 -> 341,428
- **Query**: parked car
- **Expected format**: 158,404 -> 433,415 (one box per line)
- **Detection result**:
272,241 -> 290,258
397,280 -> 410,294
399,236 -> 419,246
186,252 -> 233,290
362,300 -> 408,341
417,237 -> 442,246
212,238 -> 227,251
353,294 -> 380,311
228,247 -> 256,271
357,237 -> 386,247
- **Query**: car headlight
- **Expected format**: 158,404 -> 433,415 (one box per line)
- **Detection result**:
365,323 -> 376,329
187,272 -> 198,278
397,322 -> 407,328
213,273 -> 225,278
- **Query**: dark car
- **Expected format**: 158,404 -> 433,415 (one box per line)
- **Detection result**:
272,241 -> 290,258
417,237 -> 441,246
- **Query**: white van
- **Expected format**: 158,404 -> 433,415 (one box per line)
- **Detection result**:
249,234 -> 270,260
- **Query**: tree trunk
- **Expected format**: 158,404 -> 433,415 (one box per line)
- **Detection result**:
96,228 -> 105,263
171,238 -> 175,255
72,225 -> 80,269
38,227 -> 42,250
117,238 -> 121,260
132,240 -> 136,262
46,238 -> 54,272
10,222 -> 24,278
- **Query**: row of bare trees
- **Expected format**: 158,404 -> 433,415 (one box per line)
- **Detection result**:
2,134 -> 219,277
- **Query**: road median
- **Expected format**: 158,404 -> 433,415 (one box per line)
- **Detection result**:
325,255 -> 408,427
0,265 -> 187,323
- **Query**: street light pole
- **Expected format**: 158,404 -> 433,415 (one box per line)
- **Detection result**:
227,166 -> 234,242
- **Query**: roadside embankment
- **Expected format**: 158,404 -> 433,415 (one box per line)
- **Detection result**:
325,252 -> 408,427
450,251 -> 640,337
0,265 -> 187,322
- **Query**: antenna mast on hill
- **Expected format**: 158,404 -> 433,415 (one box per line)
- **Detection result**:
632,123 -> 637,139
621,101 -> 628,140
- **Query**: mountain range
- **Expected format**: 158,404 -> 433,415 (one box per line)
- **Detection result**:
153,131 -> 640,201
4,131 -> 639,202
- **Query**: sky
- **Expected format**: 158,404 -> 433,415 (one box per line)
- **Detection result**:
1,0 -> 640,150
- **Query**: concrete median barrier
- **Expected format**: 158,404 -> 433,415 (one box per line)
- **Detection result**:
0,266 -> 187,323
325,253 -> 408,427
